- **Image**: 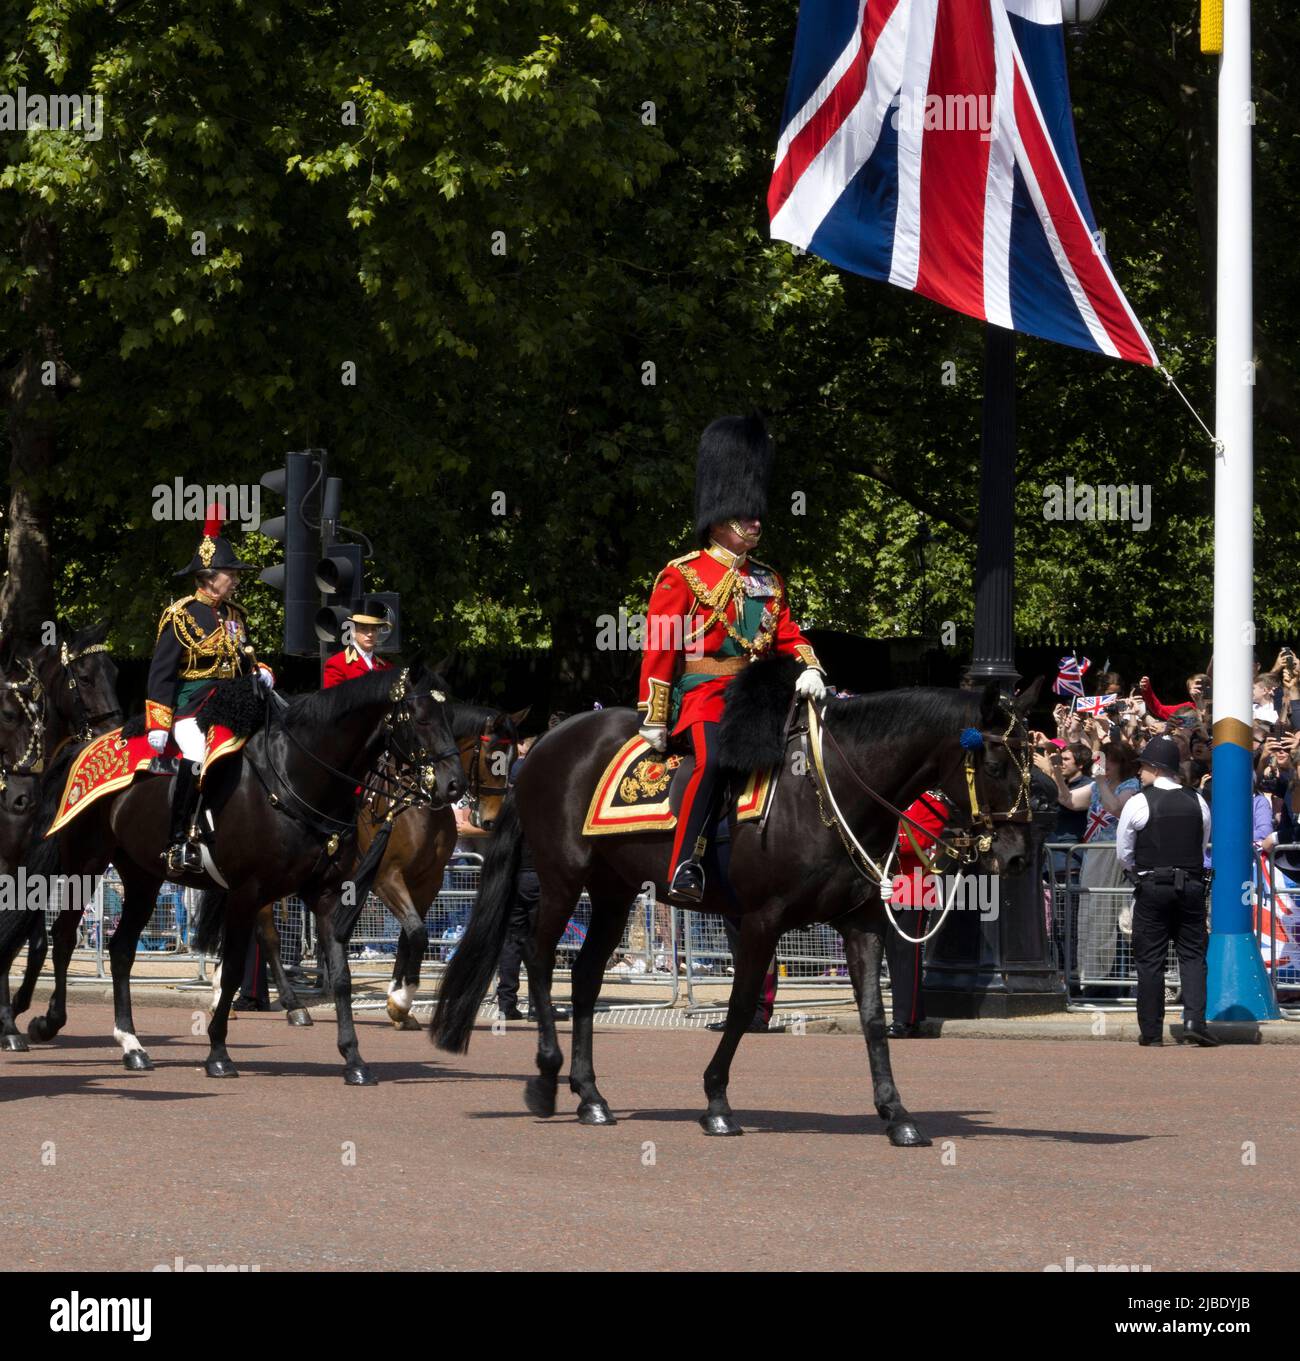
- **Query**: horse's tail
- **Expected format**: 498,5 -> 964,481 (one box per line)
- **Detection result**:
429,791 -> 523,1054
191,889 -> 228,957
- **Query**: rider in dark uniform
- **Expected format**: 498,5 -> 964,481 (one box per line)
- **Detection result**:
146,509 -> 274,875
1115,735 -> 1217,1047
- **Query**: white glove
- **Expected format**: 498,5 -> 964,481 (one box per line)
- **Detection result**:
256,663 -> 275,690
639,723 -> 668,753
147,729 -> 169,753
795,667 -> 827,701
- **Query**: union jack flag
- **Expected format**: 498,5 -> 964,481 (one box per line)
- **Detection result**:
1053,653 -> 1090,699
1082,804 -> 1113,843
767,0 -> 1157,364
1073,693 -> 1116,717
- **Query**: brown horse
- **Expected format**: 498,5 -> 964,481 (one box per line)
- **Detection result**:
235,702 -> 525,1028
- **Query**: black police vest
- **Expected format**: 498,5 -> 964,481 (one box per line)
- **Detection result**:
1134,784 -> 1204,871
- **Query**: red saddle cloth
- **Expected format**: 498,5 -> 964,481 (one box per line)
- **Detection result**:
47,724 -> 246,837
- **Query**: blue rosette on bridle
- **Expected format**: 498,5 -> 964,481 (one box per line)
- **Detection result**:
959,727 -> 985,752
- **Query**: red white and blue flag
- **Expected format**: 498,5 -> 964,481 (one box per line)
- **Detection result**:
767,0 -> 1158,364
1073,693 -> 1116,717
1053,653 -> 1090,698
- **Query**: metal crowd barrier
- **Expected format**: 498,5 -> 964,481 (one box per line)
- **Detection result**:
681,913 -> 854,1009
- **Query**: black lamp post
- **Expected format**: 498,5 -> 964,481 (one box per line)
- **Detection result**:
924,0 -> 1113,1017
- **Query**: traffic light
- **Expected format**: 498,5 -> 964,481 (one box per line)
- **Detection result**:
260,450 -> 321,656
314,543 -> 363,644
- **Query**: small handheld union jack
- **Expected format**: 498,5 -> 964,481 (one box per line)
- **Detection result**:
1054,655 -> 1091,699
1073,693 -> 1117,717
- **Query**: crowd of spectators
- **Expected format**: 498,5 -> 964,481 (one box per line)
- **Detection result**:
1026,652 -> 1300,995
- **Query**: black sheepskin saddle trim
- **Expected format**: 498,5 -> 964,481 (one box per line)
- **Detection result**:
195,675 -> 267,736
716,655 -> 803,774
121,713 -> 146,739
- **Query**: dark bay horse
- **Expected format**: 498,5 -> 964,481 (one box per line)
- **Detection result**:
432,678 -> 1039,1146
0,622 -> 122,1050
13,667 -> 464,1082
238,701 -> 524,1030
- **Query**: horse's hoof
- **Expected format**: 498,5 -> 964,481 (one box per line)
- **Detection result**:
1,1033 -> 30,1053
343,1065 -> 378,1086
392,1014 -> 422,1031
524,1076 -> 557,1118
887,1121 -> 932,1148
286,1008 -> 313,1027
123,1051 -> 154,1072
26,1016 -> 56,1043
577,1101 -> 617,1126
205,1057 -> 238,1078
699,1113 -> 744,1136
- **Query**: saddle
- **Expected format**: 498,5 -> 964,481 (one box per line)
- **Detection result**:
582,734 -> 774,838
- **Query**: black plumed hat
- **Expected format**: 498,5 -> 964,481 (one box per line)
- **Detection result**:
175,506 -> 255,577
693,414 -> 773,547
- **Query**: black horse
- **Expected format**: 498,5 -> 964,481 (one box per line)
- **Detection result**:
0,622 -> 122,1050
432,673 -> 1039,1145
14,666 -> 464,1082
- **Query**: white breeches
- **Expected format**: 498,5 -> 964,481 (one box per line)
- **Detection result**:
173,717 -> 206,764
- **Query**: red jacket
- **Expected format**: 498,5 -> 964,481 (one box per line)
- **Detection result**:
637,544 -> 821,735
323,647 -> 393,689
892,792 -> 950,908
1139,677 -> 1195,721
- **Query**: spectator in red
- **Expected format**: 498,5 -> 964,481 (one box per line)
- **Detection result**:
1139,673 -> 1203,722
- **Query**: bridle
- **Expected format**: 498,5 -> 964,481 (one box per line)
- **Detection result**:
368,688 -> 465,816
461,725 -> 519,828
0,657 -> 47,780
56,639 -> 123,744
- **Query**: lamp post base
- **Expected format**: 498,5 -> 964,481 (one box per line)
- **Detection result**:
1207,932 -> 1280,1022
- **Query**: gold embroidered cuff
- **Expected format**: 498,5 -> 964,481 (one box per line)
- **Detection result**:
645,678 -> 671,726
145,701 -> 173,730
795,645 -> 824,672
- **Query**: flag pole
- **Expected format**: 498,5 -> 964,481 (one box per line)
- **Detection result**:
1206,0 -> 1278,1021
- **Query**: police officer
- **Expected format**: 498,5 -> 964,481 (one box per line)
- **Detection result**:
1114,735 -> 1217,1047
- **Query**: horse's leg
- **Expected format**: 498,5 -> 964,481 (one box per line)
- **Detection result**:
0,916 -> 45,1050
567,890 -> 634,1126
205,905 -> 252,1078
383,892 -> 427,1031
317,895 -> 375,1085
840,907 -> 931,1147
256,902 -> 311,1026
108,866 -> 163,1072
699,909 -> 782,1136
523,883 -> 577,1119
27,908 -> 82,1043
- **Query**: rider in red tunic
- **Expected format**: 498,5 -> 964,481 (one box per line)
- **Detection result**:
322,599 -> 395,688
636,414 -> 826,905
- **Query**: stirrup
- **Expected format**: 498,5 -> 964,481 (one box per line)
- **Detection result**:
163,840 -> 203,876
667,860 -> 705,905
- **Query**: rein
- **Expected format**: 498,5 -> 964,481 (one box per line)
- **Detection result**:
801,696 -> 1033,944
57,640 -> 122,743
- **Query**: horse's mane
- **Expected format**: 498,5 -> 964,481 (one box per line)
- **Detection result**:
283,667 -> 401,731
824,687 -> 980,745
449,702 -> 499,741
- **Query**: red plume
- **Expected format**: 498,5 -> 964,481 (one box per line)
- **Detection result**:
203,504 -> 224,539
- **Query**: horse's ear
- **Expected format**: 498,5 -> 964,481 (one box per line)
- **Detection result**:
80,619 -> 109,647
431,652 -> 454,680
978,681 -> 1001,727
508,706 -> 530,728
1014,676 -> 1045,715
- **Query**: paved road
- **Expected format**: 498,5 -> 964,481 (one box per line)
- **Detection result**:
2,1005 -> 1290,1272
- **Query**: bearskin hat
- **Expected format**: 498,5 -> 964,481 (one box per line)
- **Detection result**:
693,413 -> 773,546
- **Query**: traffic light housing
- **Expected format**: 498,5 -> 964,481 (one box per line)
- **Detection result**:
314,543 -> 363,644
260,450 -> 320,656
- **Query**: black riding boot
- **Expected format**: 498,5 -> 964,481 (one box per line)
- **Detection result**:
163,761 -> 204,877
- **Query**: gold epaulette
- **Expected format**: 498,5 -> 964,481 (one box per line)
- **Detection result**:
156,595 -> 198,642
649,550 -> 701,597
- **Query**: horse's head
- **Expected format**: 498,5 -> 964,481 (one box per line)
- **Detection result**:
935,678 -> 1041,877
464,706 -> 528,830
28,621 -> 121,744
389,668 -> 466,806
